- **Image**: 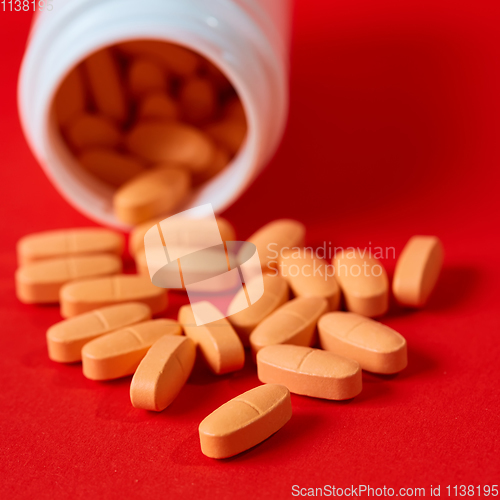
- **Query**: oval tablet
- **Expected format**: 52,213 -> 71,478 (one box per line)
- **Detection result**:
203,117 -> 247,156
180,77 -> 217,124
193,147 -> 230,185
257,345 -> 362,400
113,166 -> 191,225
126,121 -> 215,172
79,148 -> 146,187
280,249 -> 340,310
318,312 -> 407,374
16,254 -> 122,304
17,228 -> 124,266
249,297 -> 328,357
247,219 -> 306,272
82,319 -> 181,380
228,275 -> 289,346
60,274 -> 168,318
393,236 -> 444,307
137,92 -> 179,121
178,304 -> 244,375
54,65 -> 86,127
128,57 -> 167,97
333,249 -> 389,317
84,48 -> 127,123
130,335 -> 196,411
199,384 -> 292,459
47,302 -> 151,363
129,216 -> 235,257
66,113 -> 121,151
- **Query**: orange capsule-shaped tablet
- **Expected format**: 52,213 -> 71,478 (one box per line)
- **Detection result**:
60,274 -> 168,318
178,303 -> 245,375
47,302 -> 152,363
17,228 -> 124,266
257,345 -> 362,400
280,249 -> 340,310
193,147 -> 231,185
228,275 -> 289,346
203,117 -> 247,156
84,48 -> 127,123
79,148 -> 146,187
113,166 -> 191,225
318,312 -> 407,374
180,77 -> 217,124
16,254 -> 122,304
333,249 -> 389,317
130,335 -> 196,411
137,91 -> 179,121
82,319 -> 181,380
199,384 -> 292,459
128,57 -> 167,97
126,120 -> 215,172
128,215 -> 235,257
393,236 -> 444,307
54,65 -> 86,127
247,219 -> 306,273
249,297 -> 328,357
66,113 -> 121,152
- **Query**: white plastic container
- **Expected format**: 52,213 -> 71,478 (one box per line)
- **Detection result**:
18,0 -> 291,228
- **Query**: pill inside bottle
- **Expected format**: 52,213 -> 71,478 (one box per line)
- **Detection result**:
51,40 -> 248,226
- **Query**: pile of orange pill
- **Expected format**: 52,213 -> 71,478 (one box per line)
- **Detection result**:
15,216 -> 443,459
53,40 -> 247,225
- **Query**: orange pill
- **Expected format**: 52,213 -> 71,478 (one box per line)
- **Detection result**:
333,249 -> 389,317
178,303 -> 245,375
224,98 -> 246,122
204,117 -> 247,156
78,148 -> 146,187
247,219 -> 306,273
113,166 -> 191,225
318,312 -> 407,374
84,47 -> 127,123
257,345 -> 362,400
199,384 -> 292,459
16,254 -> 122,304
280,249 -> 340,310
228,275 -> 289,346
129,215 -> 235,257
66,113 -> 121,151
137,91 -> 179,121
54,65 -> 86,127
126,120 -> 215,172
180,77 -> 217,124
130,335 -> 196,411
393,236 -> 444,307
17,228 -> 124,266
249,297 -> 328,357
204,60 -> 232,93
47,302 -> 151,363
128,57 -> 167,97
60,274 -> 168,318
193,147 -> 231,185
82,319 -> 181,380
118,40 -> 199,76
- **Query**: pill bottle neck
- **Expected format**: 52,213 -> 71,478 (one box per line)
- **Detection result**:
18,0 -> 289,229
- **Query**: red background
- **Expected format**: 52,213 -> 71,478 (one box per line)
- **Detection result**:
1,1 -> 499,498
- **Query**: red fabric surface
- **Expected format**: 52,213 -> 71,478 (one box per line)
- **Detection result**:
1,1 -> 499,498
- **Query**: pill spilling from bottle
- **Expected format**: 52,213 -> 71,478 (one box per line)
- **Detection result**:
15,215 -> 443,459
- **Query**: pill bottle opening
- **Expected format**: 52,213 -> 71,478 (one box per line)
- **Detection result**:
49,39 -> 248,228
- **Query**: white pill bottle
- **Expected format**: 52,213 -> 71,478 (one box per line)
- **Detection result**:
18,0 -> 291,228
